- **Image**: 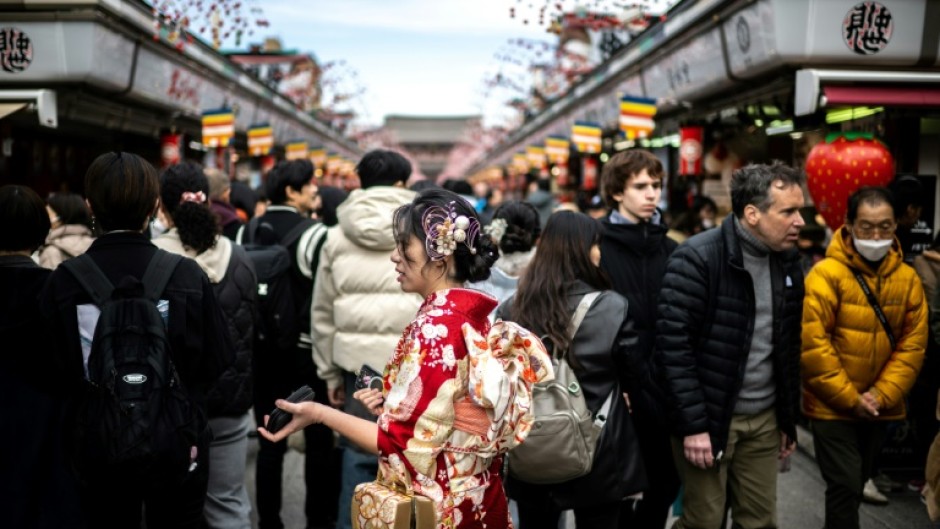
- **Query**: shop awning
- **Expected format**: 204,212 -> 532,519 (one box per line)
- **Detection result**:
823,86 -> 940,108
795,69 -> 940,116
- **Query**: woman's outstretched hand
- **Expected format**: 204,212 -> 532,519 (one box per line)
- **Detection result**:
353,388 -> 384,416
257,400 -> 321,443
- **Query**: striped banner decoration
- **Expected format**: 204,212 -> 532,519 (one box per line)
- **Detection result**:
309,149 -> 327,170
526,145 -> 546,168
285,141 -> 309,160
545,136 -> 570,164
327,154 -> 343,173
572,122 -> 602,153
201,109 -> 235,148
619,95 -> 657,140
247,124 -> 274,156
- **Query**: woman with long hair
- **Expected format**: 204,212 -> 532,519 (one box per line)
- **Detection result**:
153,162 -> 258,529
258,188 -> 552,529
499,210 -> 644,529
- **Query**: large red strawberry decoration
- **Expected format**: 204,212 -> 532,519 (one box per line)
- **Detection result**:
805,133 -> 895,230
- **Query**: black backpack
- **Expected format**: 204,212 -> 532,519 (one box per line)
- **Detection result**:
240,216 -> 320,349
62,250 -> 205,481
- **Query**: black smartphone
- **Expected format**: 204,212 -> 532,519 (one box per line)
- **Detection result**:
354,364 -> 384,391
266,385 -> 316,434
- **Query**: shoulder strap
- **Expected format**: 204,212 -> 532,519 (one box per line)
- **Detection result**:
141,250 -> 184,302
281,218 -> 317,248
243,217 -> 261,245
61,254 -> 114,306
567,291 -> 601,342
851,268 -> 897,350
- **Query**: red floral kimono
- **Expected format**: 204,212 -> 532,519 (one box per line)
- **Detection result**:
373,288 -> 551,529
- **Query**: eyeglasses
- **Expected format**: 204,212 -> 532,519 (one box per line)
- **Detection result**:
853,221 -> 896,238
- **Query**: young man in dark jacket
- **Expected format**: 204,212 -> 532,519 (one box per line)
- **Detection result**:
39,152 -> 234,529
655,162 -> 806,529
238,159 -> 334,529
598,150 -> 679,529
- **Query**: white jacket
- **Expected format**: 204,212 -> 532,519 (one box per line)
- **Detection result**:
312,186 -> 421,390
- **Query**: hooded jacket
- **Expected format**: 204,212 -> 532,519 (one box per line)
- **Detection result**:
38,225 -> 94,270
802,226 -> 927,421
312,186 -> 422,390
152,231 -> 257,416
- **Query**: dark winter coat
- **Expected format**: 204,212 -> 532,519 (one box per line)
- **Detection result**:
499,281 -> 645,509
39,232 -> 234,405
599,214 -> 677,412
1,256 -> 83,528
654,216 -> 804,455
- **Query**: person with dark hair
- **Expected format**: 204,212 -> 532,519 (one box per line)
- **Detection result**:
38,152 -> 233,529
38,192 -> 95,269
237,159 -> 334,529
262,188 -> 551,529
524,175 -> 557,228
470,200 -> 541,318
229,180 -> 259,223
802,186 -> 927,529
154,162 -> 258,529
315,185 -> 349,227
498,210 -> 644,528
205,167 -> 245,241
1,185 -> 83,529
596,149 -> 680,529
311,149 -> 420,529
655,162 -> 806,529
889,175 -> 933,263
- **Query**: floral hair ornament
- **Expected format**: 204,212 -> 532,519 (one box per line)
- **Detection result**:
422,200 -> 481,261
483,218 -> 508,245
180,191 -> 206,204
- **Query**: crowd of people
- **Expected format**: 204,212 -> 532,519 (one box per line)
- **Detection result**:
1,147 -> 938,529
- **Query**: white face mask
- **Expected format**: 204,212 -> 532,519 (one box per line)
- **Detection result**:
150,216 -> 168,238
853,237 -> 892,261
701,218 -> 715,229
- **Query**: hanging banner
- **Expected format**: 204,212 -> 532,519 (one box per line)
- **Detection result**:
309,149 -> 327,170
572,122 -> 602,154
327,154 -> 343,174
201,108 -> 235,148
526,146 -> 546,168
511,152 -> 530,174
160,132 -> 182,168
247,123 -> 274,156
620,95 -> 657,140
679,126 -> 705,175
285,141 -> 309,161
545,136 -> 570,165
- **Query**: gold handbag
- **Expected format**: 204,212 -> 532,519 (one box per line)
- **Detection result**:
351,480 -> 435,529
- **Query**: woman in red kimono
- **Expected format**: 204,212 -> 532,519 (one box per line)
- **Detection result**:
260,188 -> 552,528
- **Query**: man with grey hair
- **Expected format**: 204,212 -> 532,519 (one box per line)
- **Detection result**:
654,162 -> 806,528
205,167 -> 244,241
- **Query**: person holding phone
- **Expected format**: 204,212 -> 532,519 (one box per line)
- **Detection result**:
260,188 -> 551,529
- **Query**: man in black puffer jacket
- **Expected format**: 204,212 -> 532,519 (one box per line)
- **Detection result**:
655,162 -> 806,529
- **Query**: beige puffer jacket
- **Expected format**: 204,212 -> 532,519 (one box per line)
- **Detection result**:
38,225 -> 94,270
312,186 -> 422,390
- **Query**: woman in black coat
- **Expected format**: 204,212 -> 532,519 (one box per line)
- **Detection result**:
498,211 -> 645,529
0,185 -> 83,528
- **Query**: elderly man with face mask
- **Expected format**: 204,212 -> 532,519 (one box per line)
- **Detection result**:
802,185 -> 927,529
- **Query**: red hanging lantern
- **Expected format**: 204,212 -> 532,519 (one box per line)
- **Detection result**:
160,132 -> 182,167
679,126 -> 704,175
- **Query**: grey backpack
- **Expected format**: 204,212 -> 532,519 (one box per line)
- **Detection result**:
507,291 -> 614,484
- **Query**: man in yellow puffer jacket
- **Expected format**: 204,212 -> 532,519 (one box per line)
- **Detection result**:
802,186 -> 927,529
